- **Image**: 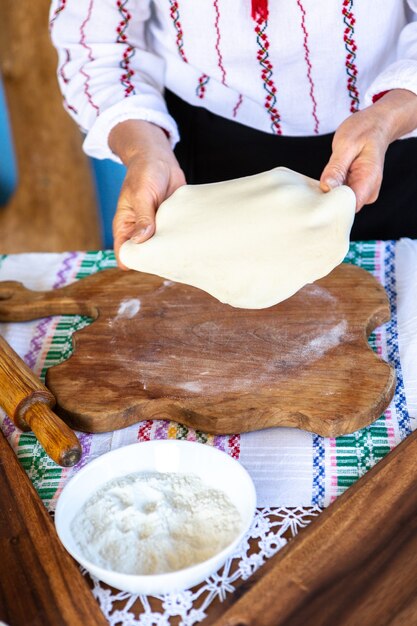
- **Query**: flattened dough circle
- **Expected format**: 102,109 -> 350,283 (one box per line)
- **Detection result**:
120,167 -> 356,309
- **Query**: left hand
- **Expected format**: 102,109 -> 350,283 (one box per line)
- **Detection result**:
320,89 -> 417,211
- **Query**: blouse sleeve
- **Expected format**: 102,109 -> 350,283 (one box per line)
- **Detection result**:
49,0 -> 180,162
364,0 -> 417,116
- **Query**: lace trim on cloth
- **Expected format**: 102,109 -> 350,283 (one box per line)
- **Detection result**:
82,506 -> 322,625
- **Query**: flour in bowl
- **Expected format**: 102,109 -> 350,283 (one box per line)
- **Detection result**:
71,472 -> 242,575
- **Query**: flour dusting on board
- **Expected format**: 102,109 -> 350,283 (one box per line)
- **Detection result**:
108,298 -> 142,330
116,298 -> 141,319
180,381 -> 203,393
302,320 -> 348,360
117,318 -> 350,395
303,284 -> 336,302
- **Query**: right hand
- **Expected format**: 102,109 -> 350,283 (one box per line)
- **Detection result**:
109,119 -> 186,268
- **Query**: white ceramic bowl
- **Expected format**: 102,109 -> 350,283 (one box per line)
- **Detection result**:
55,439 -> 256,595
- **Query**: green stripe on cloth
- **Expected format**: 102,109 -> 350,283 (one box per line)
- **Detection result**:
333,241 -> 390,495
75,249 -> 116,278
18,434 -> 63,502
176,423 -> 189,440
344,240 -> 378,270
196,431 -> 209,444
39,252 -> 116,383
344,242 -> 379,352
17,251 -> 117,505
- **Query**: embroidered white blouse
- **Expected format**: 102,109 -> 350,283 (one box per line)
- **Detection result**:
49,0 -> 417,162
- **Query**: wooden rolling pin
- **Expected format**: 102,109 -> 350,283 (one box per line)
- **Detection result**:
0,334 -> 81,466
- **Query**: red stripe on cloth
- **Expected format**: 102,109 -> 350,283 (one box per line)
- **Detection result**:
253,16 -> 282,135
342,0 -> 360,113
79,0 -> 100,114
116,0 -> 136,97
137,420 -> 153,441
49,0 -> 67,32
296,0 -> 319,134
59,49 -> 79,114
168,0 -> 188,63
50,5 -> 78,114
59,48 -> 71,85
251,0 -> 268,21
196,73 -> 210,98
65,100 -> 78,115
213,0 -> 227,85
228,434 -> 240,459
233,93 -> 243,118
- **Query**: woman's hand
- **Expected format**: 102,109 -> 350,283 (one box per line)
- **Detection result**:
109,119 -> 186,267
320,89 -> 417,211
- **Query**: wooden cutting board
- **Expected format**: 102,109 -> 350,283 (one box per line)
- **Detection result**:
0,264 -> 395,437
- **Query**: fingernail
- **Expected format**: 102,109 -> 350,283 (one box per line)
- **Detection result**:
132,224 -> 152,243
324,177 -> 341,190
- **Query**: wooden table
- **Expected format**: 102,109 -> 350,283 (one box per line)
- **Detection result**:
0,244 -> 416,625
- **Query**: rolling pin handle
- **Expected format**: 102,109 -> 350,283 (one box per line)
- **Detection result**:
14,390 -> 55,431
0,334 -> 82,467
25,402 -> 82,467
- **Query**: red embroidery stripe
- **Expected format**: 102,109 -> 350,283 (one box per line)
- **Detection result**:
254,15 -> 282,135
228,434 -> 240,459
59,49 -> 78,114
196,73 -> 210,99
296,0 -> 319,134
233,93 -> 243,118
213,0 -> 227,85
116,0 -> 136,97
65,100 -> 78,115
251,0 -> 268,21
342,0 -> 360,112
49,0 -> 67,32
50,4 -> 78,114
59,48 -> 71,85
137,420 -> 153,441
79,0 -> 100,114
168,0 -> 188,63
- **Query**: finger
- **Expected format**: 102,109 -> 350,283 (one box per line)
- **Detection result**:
113,217 -> 156,268
129,194 -> 157,244
320,139 -> 359,192
345,155 -> 384,212
113,203 -> 156,271
113,205 -> 136,269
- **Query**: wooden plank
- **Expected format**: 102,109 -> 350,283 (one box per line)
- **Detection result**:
0,428 -> 108,626
209,426 -> 417,626
0,264 -> 394,437
0,0 -> 102,252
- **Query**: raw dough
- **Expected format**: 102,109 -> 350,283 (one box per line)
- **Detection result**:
120,167 -> 356,309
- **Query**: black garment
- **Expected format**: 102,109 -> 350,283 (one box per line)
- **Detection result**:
165,90 -> 417,241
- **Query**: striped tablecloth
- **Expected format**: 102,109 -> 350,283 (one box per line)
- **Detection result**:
0,239 -> 416,512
